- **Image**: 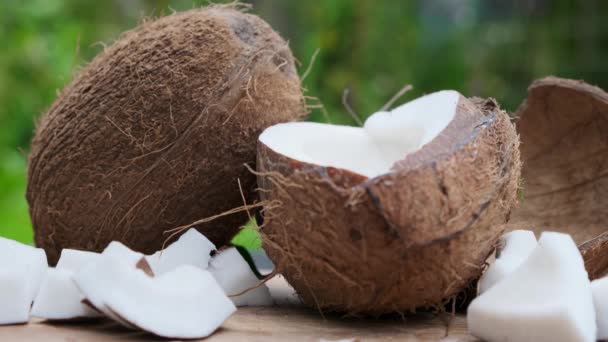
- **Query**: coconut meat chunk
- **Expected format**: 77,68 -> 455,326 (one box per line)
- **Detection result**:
478,230 -> 538,294
31,268 -> 101,320
0,267 -> 31,325
259,90 -> 460,178
0,236 -> 48,325
467,232 -> 596,342
76,256 -> 235,339
31,249 -> 103,320
145,228 -> 216,275
209,247 -> 273,307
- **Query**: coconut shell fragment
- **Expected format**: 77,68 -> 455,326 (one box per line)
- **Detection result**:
26,5 -> 305,264
509,77 -> 608,278
257,93 -> 520,314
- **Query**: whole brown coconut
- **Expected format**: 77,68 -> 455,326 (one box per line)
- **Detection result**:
509,77 -> 608,279
256,92 -> 521,314
27,5 -> 305,264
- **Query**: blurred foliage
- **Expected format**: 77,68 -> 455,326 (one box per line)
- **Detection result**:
1,0 -> 607,247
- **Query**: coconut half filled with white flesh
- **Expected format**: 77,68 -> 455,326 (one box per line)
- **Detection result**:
256,90 -> 521,314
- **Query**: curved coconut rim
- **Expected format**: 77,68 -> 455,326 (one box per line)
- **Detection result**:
258,103 -> 516,249
259,97 -> 501,186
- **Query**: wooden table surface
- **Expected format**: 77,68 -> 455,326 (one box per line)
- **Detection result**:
0,307 -> 474,342
0,276 -> 476,341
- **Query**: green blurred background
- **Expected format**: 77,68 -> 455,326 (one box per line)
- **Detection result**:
1,0 -> 606,246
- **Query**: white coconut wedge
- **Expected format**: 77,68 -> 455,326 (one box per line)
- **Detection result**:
31,268 -> 101,320
592,277 -> 608,339
56,249 -> 100,271
467,232 -> 596,342
0,237 -> 48,324
0,267 -> 31,325
145,228 -> 216,275
76,255 -> 235,339
31,249 -> 102,321
478,230 -> 537,293
209,247 -> 272,307
74,242 -> 148,327
102,241 -> 145,265
257,91 -> 521,313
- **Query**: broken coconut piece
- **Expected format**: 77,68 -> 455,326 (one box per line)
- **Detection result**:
56,248 -> 100,271
0,267 -> 31,325
592,277 -> 608,339
257,90 -> 521,313
0,237 -> 48,310
76,255 -> 235,339
509,77 -> 608,267
209,247 -> 272,306
467,232 -> 596,342
31,268 -> 101,320
74,242 -> 147,327
146,228 -> 216,275
31,249 -> 102,320
478,230 -> 537,294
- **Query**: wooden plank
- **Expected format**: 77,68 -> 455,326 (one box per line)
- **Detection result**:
0,276 -> 476,341
0,307 -> 474,341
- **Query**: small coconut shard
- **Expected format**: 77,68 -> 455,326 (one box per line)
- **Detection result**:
209,247 -> 273,307
31,249 -> 103,321
478,230 -> 537,294
145,228 -> 216,275
257,91 -> 521,314
0,237 -> 48,309
56,249 -> 100,272
73,241 -> 146,327
31,268 -> 102,321
78,259 -> 235,339
0,268 -> 31,325
467,232 -> 596,342
26,5 -> 306,264
510,77 -> 608,246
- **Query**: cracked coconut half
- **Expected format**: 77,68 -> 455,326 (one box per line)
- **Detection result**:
256,90 -> 521,314
508,77 -> 608,280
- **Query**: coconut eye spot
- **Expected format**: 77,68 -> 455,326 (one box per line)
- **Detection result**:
259,90 -> 460,178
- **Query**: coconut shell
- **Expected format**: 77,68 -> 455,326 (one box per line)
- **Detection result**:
509,76 -> 608,278
257,96 -> 521,314
26,5 -> 305,264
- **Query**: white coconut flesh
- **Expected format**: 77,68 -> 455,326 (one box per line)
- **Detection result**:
209,247 -> 273,307
76,256 -> 235,339
102,241 -> 145,265
478,230 -> 538,294
74,242 -> 146,327
31,249 -> 102,320
467,232 -> 596,342
56,248 -> 100,271
31,268 -> 101,320
145,228 -> 216,275
0,237 -> 48,324
259,90 -> 461,178
592,277 -> 608,339
0,267 -> 31,325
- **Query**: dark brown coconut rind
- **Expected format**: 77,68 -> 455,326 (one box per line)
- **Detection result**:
27,6 -> 306,264
257,97 -> 520,314
580,232 -> 608,280
509,77 -> 608,275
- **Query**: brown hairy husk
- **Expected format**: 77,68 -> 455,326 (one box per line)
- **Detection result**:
257,97 -> 521,315
27,5 -> 306,264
